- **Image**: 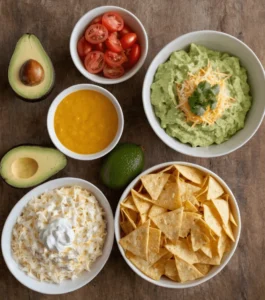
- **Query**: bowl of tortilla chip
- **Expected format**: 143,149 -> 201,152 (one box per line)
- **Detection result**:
114,162 -> 241,288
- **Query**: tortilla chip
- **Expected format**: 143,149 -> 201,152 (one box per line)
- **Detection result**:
178,181 -> 200,205
223,193 -> 230,201
141,173 -> 170,200
138,213 -> 148,224
160,233 -> 167,247
174,165 -> 204,185
165,240 -> 199,264
148,247 -> 170,266
122,207 -> 138,224
196,250 -> 221,265
155,182 -> 181,210
175,256 -> 203,282
131,189 -> 152,215
230,211 -> 238,227
201,175 -> 209,188
148,227 -> 161,254
164,259 -> 180,281
179,212 -> 202,238
137,184 -> 144,193
148,205 -> 167,218
212,199 -> 229,225
120,208 -> 137,234
121,195 -> 138,212
126,251 -> 164,281
217,230 -> 229,258
207,176 -> 224,200
159,165 -> 175,173
200,241 -> 213,258
120,220 -> 135,235
183,200 -> 197,212
223,222 -> 235,242
203,204 -> 222,236
194,263 -> 212,275
151,208 -> 183,242
119,220 -> 150,259
190,219 -> 212,251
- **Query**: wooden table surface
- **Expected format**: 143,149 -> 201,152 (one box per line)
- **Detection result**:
0,0 -> 264,299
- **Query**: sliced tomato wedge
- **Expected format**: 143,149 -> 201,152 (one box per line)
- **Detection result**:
84,51 -> 105,73
104,50 -> 127,67
128,44 -> 141,67
85,24 -> 108,44
119,24 -> 132,37
120,33 -> 137,49
77,36 -> 92,58
90,15 -> 102,24
103,64 -> 124,78
105,32 -> 123,53
102,12 -> 124,32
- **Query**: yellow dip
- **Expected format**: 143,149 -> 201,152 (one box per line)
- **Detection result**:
54,90 -> 118,154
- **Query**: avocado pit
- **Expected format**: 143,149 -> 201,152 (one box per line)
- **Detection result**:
19,59 -> 44,86
11,157 -> 38,179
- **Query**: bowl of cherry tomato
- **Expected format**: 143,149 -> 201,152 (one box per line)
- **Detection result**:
70,6 -> 148,84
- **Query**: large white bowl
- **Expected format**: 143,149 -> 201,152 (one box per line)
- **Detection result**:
115,162 -> 241,288
47,84 -> 124,160
70,6 -> 148,84
1,178 -> 114,295
142,30 -> 265,157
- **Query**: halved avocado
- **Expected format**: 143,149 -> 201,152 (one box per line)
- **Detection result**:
0,146 -> 67,188
8,34 -> 55,101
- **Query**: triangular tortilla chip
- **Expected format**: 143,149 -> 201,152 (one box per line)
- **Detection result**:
151,208 -> 184,242
141,173 -> 170,200
159,165 -> 175,173
148,247 -> 169,266
138,213 -> 148,224
121,195 -> 138,212
164,259 -> 180,281
178,180 -> 200,205
120,220 -> 135,235
148,227 -> 161,254
190,219 -> 212,251
148,205 -> 167,218
165,240 -> 199,264
179,212 -> 202,238
203,204 -> 222,236
207,176 -> 224,200
175,165 -> 204,185
175,256 -> 203,282
201,241 -> 213,258
131,189 -> 152,215
217,230 -> 229,258
119,220 -> 150,259
223,222 -> 235,242
212,199 -> 229,225
183,200 -> 197,212
155,182 -> 181,210
230,211 -> 238,227
196,250 -> 221,265
194,263 -> 212,275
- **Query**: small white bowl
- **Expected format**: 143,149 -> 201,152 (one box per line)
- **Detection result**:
1,177 -> 114,295
70,6 -> 148,84
142,30 -> 265,157
47,84 -> 124,160
114,162 -> 241,288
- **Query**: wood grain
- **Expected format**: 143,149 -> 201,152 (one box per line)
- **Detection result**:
0,0 -> 264,299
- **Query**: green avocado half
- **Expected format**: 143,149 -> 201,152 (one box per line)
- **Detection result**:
8,34 -> 55,101
0,146 -> 67,188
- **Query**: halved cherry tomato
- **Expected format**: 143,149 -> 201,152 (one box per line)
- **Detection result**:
85,24 -> 108,44
119,24 -> 132,37
84,51 -> 105,73
120,33 -> 137,49
103,64 -> 124,78
124,44 -> 141,69
90,15 -> 102,24
105,32 -> 123,53
77,36 -> 92,57
102,12 -> 124,32
93,42 -> 106,52
104,50 -> 127,67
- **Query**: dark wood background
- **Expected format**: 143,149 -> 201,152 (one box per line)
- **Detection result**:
0,0 -> 264,299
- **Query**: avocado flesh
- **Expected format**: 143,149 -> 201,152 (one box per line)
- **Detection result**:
0,146 -> 67,188
8,34 -> 55,100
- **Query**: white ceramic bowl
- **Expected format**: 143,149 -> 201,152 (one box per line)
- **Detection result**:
115,162 -> 241,288
70,6 -> 148,84
47,84 -> 124,160
143,30 -> 265,157
1,177 -> 114,295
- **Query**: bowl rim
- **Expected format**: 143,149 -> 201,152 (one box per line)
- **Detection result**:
47,83 -> 124,160
114,161 -> 241,288
70,5 -> 149,85
142,30 -> 265,158
1,177 -> 114,295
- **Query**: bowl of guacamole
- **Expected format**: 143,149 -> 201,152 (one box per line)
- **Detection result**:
143,31 -> 265,157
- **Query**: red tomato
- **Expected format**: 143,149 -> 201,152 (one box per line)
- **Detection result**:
84,51 -> 105,73
85,24 -> 108,44
104,50 -> 127,67
102,12 -> 124,32
105,32 -> 123,53
103,64 -> 125,78
120,33 -> 137,49
119,24 -> 132,37
77,37 -> 92,58
128,44 -> 141,67
93,42 -> 106,52
90,15 -> 102,24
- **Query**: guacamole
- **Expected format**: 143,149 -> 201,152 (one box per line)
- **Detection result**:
151,44 -> 252,147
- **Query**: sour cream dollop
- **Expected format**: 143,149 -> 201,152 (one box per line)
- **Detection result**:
39,218 -> 75,252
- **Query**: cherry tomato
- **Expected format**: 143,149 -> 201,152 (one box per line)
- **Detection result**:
90,15 -> 102,24
85,24 -> 108,44
120,33 -> 137,49
104,50 -> 127,67
119,24 -> 132,37
128,44 -> 141,67
103,64 -> 124,78
93,42 -> 106,52
77,36 -> 92,58
105,32 -> 123,53
84,51 -> 105,73
102,12 -> 124,32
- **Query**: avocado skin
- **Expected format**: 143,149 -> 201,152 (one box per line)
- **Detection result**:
8,33 -> 55,102
0,144 -> 67,189
100,143 -> 145,190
